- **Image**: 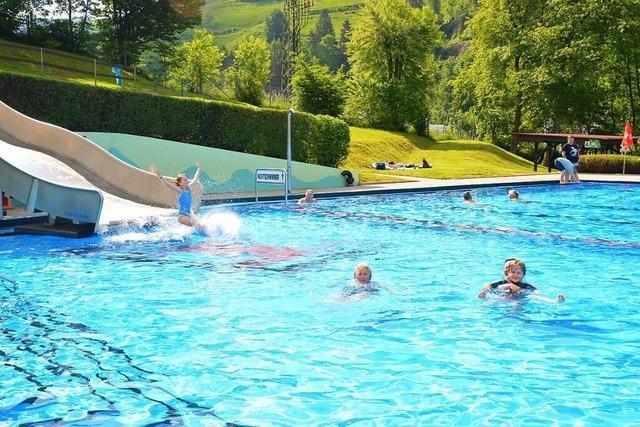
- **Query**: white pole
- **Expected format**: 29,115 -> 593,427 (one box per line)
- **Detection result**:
623,152 -> 627,174
287,109 -> 294,194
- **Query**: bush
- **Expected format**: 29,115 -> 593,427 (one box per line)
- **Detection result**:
580,154 -> 640,174
292,58 -> 346,117
0,73 -> 350,167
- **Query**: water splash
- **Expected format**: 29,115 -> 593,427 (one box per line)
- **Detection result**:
198,211 -> 242,237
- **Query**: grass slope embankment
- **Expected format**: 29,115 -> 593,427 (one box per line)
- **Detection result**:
344,127 -> 546,183
0,39 -> 212,99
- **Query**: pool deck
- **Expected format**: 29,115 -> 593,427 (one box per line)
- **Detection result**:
202,173 -> 640,204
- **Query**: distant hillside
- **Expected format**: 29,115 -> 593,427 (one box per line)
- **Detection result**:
202,0 -> 362,48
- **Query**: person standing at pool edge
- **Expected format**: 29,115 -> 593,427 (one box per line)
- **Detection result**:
151,163 -> 203,230
562,135 -> 580,183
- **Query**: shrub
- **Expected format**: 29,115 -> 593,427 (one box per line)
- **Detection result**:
292,57 -> 346,117
580,154 -> 640,174
0,73 -> 350,167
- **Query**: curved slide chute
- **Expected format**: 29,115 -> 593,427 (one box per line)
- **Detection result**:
0,101 -> 201,229
0,100 -> 202,210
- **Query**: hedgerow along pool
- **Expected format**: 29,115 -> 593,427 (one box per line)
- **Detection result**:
1,183 -> 639,425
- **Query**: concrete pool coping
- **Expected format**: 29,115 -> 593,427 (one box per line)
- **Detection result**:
202,173 -> 640,204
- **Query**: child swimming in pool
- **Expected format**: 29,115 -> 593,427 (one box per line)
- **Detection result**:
151,163 -> 203,230
477,258 -> 565,302
463,191 -> 475,204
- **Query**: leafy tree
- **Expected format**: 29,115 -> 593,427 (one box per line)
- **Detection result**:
172,28 -> 223,93
314,34 -> 342,72
453,0 -> 628,146
265,9 -> 285,42
452,0 -> 545,145
0,0 -> 30,38
47,0 -> 97,53
292,57 -> 346,117
228,35 -> 271,105
436,0 -> 477,38
346,0 -> 442,132
97,0 -> 203,65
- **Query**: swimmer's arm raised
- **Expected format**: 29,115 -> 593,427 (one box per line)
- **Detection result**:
151,164 -> 180,192
189,163 -> 201,189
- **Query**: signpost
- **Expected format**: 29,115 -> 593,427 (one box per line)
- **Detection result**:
255,168 -> 288,206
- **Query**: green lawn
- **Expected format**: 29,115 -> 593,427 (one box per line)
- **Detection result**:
0,39 -> 236,102
343,127 -> 547,183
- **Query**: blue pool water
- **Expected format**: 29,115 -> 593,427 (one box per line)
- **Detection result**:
1,183 -> 640,425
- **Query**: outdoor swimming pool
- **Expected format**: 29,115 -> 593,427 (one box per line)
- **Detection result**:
1,183 -> 639,425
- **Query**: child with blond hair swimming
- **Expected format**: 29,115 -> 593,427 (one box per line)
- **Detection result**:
478,258 -> 565,302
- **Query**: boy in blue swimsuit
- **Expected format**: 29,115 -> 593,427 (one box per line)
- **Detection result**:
151,163 -> 203,230
478,259 -> 565,302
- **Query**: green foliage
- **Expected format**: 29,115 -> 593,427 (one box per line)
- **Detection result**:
451,0 -> 640,145
579,154 -> 640,174
346,0 -> 442,131
227,35 -> 271,106
0,0 -> 27,38
309,9 -> 335,47
265,9 -> 285,42
313,34 -> 343,72
337,20 -> 351,71
171,28 -> 223,93
97,0 -> 204,65
0,72 -> 350,167
292,58 -> 346,117
306,115 -> 351,167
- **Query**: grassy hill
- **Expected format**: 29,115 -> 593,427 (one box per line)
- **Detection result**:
0,39 -> 235,102
203,0 -> 361,48
344,127 -> 546,183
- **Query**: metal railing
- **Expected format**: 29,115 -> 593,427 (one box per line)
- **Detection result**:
255,168 -> 288,206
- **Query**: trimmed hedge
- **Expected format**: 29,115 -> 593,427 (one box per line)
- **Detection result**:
580,154 -> 640,174
0,73 -> 350,167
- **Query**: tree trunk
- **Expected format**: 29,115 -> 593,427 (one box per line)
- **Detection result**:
625,57 -> 635,123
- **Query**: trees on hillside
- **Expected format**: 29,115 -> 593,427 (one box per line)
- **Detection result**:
172,28 -> 223,93
228,35 -> 271,106
346,0 -> 442,133
98,0 -> 203,65
1,0 -> 203,63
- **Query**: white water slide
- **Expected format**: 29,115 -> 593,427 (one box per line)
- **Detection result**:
0,101 -> 202,229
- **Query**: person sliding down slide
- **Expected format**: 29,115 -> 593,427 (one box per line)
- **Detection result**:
151,163 -> 206,233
